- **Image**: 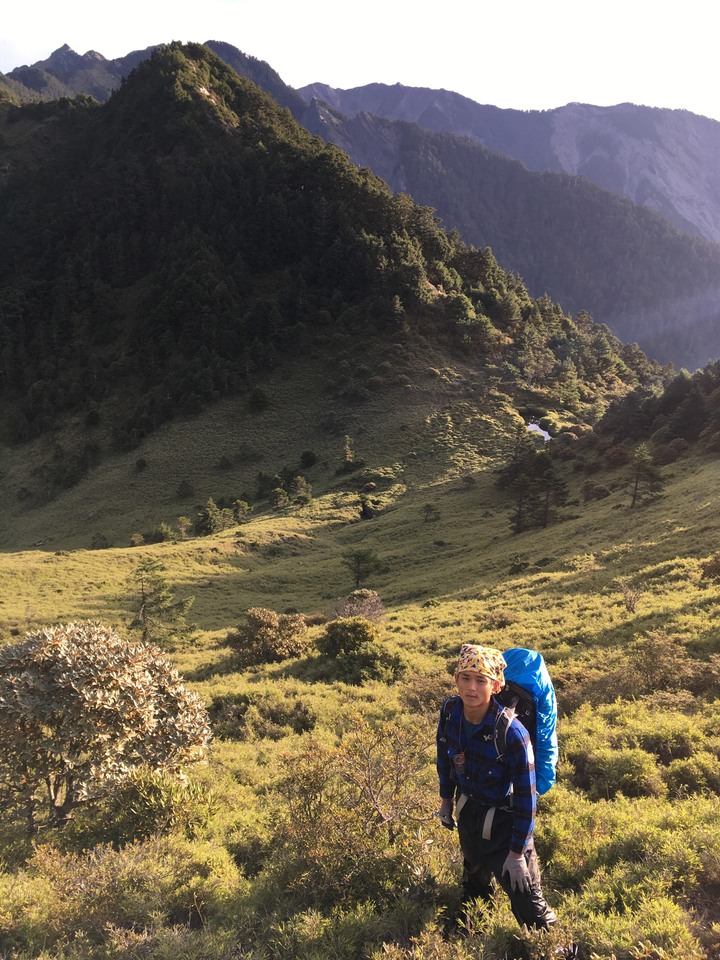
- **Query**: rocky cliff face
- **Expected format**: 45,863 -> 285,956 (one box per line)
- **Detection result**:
549,103 -> 720,243
299,83 -> 720,246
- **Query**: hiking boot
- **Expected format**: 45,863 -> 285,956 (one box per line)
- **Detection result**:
554,944 -> 581,959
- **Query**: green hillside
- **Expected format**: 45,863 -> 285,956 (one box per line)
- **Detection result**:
2,378 -> 720,959
0,42 -> 666,529
1,42 -> 719,960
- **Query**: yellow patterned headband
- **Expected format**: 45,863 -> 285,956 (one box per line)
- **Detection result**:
455,643 -> 506,683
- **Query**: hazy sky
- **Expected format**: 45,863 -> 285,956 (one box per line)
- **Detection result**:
3,0 -> 718,121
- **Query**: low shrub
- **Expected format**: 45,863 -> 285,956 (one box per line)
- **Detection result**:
398,672 -> 456,718
329,589 -> 386,622
263,716 -> 435,909
581,480 -> 610,501
700,550 -> 720,581
568,745 -> 667,800
316,617 -> 405,685
63,767 -> 216,848
664,754 -> 720,797
0,834 -> 245,954
653,437 -> 690,465
302,611 -> 328,627
208,691 -> 316,741
628,631 -> 698,693
224,607 -> 310,665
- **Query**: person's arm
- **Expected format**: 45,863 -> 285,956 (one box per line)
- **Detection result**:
504,723 -> 536,853
436,700 -> 456,802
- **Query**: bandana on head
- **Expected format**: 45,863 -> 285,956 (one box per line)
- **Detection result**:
455,643 -> 506,683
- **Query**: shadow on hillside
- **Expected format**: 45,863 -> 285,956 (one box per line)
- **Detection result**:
585,604 -> 720,653
183,651 -> 337,684
270,653 -> 337,684
553,610 -> 668,654
183,652 -> 241,682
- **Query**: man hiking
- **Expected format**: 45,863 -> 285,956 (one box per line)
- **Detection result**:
436,642 -> 557,929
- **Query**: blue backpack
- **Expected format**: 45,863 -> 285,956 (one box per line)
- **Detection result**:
495,647 -> 558,795
442,647 -> 558,795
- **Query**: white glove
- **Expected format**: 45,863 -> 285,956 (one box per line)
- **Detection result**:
502,852 -> 531,893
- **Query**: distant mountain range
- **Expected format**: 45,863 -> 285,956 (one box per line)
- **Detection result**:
298,83 -> 720,246
3,42 -> 720,369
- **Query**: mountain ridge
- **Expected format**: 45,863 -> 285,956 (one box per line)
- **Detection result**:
299,81 -> 720,245
3,42 -> 720,369
7,43 -> 720,243
299,98 -> 720,369
0,42 -> 667,543
1,47 -> 720,960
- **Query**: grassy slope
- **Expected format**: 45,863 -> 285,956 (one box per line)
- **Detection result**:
2,354 -> 720,957
2,352 -> 718,670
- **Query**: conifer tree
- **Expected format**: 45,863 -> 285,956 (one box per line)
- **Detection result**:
130,558 -> 195,645
628,443 -> 663,508
342,549 -> 384,589
195,497 -> 224,535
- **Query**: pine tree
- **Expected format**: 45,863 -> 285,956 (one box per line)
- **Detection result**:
195,497 -> 224,535
130,558 -> 195,645
628,444 -> 663,508
342,549 -> 384,589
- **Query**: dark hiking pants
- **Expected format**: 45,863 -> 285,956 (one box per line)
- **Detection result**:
457,797 -> 557,929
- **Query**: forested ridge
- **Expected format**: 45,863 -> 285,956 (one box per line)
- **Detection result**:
298,105 -> 720,370
5,40 -> 720,370
0,44 -> 664,466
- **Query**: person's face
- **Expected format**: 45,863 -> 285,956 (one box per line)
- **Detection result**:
455,670 -> 500,712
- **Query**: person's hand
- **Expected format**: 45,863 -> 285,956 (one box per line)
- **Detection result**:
502,851 -> 531,892
435,798 -> 454,830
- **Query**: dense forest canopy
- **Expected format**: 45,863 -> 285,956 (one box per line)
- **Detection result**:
0,43 -> 668,462
6,41 -> 720,371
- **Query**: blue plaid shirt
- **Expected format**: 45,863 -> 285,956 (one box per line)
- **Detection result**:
437,695 -> 536,852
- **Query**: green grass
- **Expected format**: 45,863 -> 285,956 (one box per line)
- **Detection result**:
2,362 -> 720,958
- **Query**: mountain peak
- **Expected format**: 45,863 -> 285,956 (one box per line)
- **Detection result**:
44,44 -> 108,69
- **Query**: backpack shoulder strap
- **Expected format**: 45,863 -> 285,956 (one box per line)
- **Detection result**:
439,694 -> 461,741
494,697 -> 517,759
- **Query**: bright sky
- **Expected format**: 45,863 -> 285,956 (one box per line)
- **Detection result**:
2,0 -> 718,122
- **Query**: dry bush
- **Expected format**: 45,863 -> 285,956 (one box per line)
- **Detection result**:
329,589 -> 386,622
653,437 -> 690,465
581,480 -> 610,501
224,607 -> 310,665
0,621 -> 210,831
605,445 -> 631,466
628,630 -> 697,692
700,551 -> 720,581
264,716 -> 436,907
302,611 -> 328,627
398,672 -> 456,718
618,579 -> 644,612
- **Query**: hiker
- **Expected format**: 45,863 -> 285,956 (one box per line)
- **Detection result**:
436,642 -> 557,929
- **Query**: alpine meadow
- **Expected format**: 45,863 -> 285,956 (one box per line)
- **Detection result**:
2,41 -> 720,960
